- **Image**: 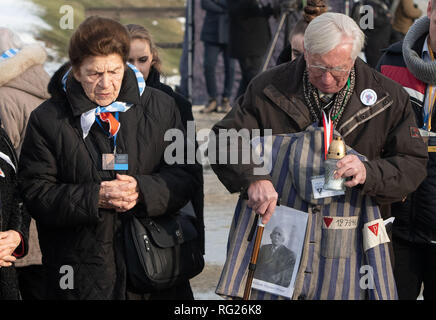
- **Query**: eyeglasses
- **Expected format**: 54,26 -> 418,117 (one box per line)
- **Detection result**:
307,64 -> 350,78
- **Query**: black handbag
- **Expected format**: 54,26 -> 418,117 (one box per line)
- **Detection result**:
124,204 -> 205,293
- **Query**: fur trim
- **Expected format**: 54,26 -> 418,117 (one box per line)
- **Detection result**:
0,44 -> 47,87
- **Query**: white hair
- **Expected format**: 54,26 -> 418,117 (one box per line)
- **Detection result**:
304,12 -> 365,60
0,28 -> 24,52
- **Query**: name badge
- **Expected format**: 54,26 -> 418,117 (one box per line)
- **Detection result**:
102,153 -> 128,170
311,175 -> 345,199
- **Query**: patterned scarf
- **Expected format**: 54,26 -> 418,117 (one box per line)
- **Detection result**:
0,48 -> 20,61
62,63 -> 146,139
303,67 -> 355,127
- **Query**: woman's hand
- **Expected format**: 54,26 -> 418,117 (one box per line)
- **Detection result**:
98,174 -> 140,212
0,230 -> 21,267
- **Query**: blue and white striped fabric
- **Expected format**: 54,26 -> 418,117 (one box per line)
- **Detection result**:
216,125 -> 397,300
62,62 -> 146,138
0,48 -> 20,61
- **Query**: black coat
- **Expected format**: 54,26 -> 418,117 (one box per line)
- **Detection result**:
18,65 -> 202,299
0,127 -> 30,300
200,0 -> 230,44
226,0 -> 272,58
146,66 -> 205,254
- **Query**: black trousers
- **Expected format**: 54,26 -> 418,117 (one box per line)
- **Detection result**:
236,55 -> 264,99
393,236 -> 436,300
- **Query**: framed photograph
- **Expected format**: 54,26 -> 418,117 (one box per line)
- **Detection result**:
252,205 -> 308,299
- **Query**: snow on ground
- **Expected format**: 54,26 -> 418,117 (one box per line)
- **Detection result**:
0,0 -> 63,75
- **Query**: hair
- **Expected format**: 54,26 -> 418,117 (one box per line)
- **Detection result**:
125,24 -> 162,74
304,12 -> 365,60
289,0 -> 328,42
68,16 -> 131,70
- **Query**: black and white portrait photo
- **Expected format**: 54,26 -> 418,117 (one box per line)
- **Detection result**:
252,206 -> 308,298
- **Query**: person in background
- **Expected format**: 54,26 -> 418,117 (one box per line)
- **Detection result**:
277,0 -> 328,65
0,28 -> 49,300
226,0 -> 278,99
18,16 -> 202,300
377,0 -> 436,300
126,24 -> 195,129
393,0 -> 423,38
351,0 -> 395,68
126,23 -> 205,274
200,0 -> 235,114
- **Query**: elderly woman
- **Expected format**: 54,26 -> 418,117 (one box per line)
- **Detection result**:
18,16 -> 202,300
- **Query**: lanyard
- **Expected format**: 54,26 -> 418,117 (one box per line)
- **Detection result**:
323,77 -> 350,159
95,111 -> 119,154
425,42 -> 436,131
323,110 -> 333,160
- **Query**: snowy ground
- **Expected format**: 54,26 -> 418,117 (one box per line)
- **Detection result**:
0,0 -> 64,74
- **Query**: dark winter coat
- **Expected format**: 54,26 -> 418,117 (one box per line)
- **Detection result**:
211,56 -> 428,219
226,0 -> 272,58
200,0 -> 230,44
0,126 -> 30,300
146,66 -> 204,254
18,65 -> 202,300
377,35 -> 436,244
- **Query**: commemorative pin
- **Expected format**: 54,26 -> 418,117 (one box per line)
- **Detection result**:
360,89 -> 377,106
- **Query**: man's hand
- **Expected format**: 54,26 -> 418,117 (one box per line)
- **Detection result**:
98,174 -> 140,212
247,180 -> 278,225
0,230 -> 21,267
334,154 -> 366,188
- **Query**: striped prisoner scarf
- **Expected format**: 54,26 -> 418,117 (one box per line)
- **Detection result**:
216,125 -> 397,300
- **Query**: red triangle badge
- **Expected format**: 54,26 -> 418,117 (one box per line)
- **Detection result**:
324,217 -> 333,228
368,223 -> 379,237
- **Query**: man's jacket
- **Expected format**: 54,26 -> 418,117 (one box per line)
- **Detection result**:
377,35 -> 436,244
216,128 -> 397,299
211,56 -> 428,218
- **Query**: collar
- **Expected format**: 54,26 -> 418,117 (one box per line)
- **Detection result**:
264,57 -> 390,133
422,35 -> 431,61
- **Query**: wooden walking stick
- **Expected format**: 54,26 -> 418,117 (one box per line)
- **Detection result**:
243,214 -> 265,300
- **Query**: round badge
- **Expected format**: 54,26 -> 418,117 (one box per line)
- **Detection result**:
360,89 -> 377,106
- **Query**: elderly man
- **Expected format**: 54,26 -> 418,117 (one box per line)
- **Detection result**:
212,12 -> 427,225
377,0 -> 436,301
212,12 -> 427,300
254,226 -> 296,287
